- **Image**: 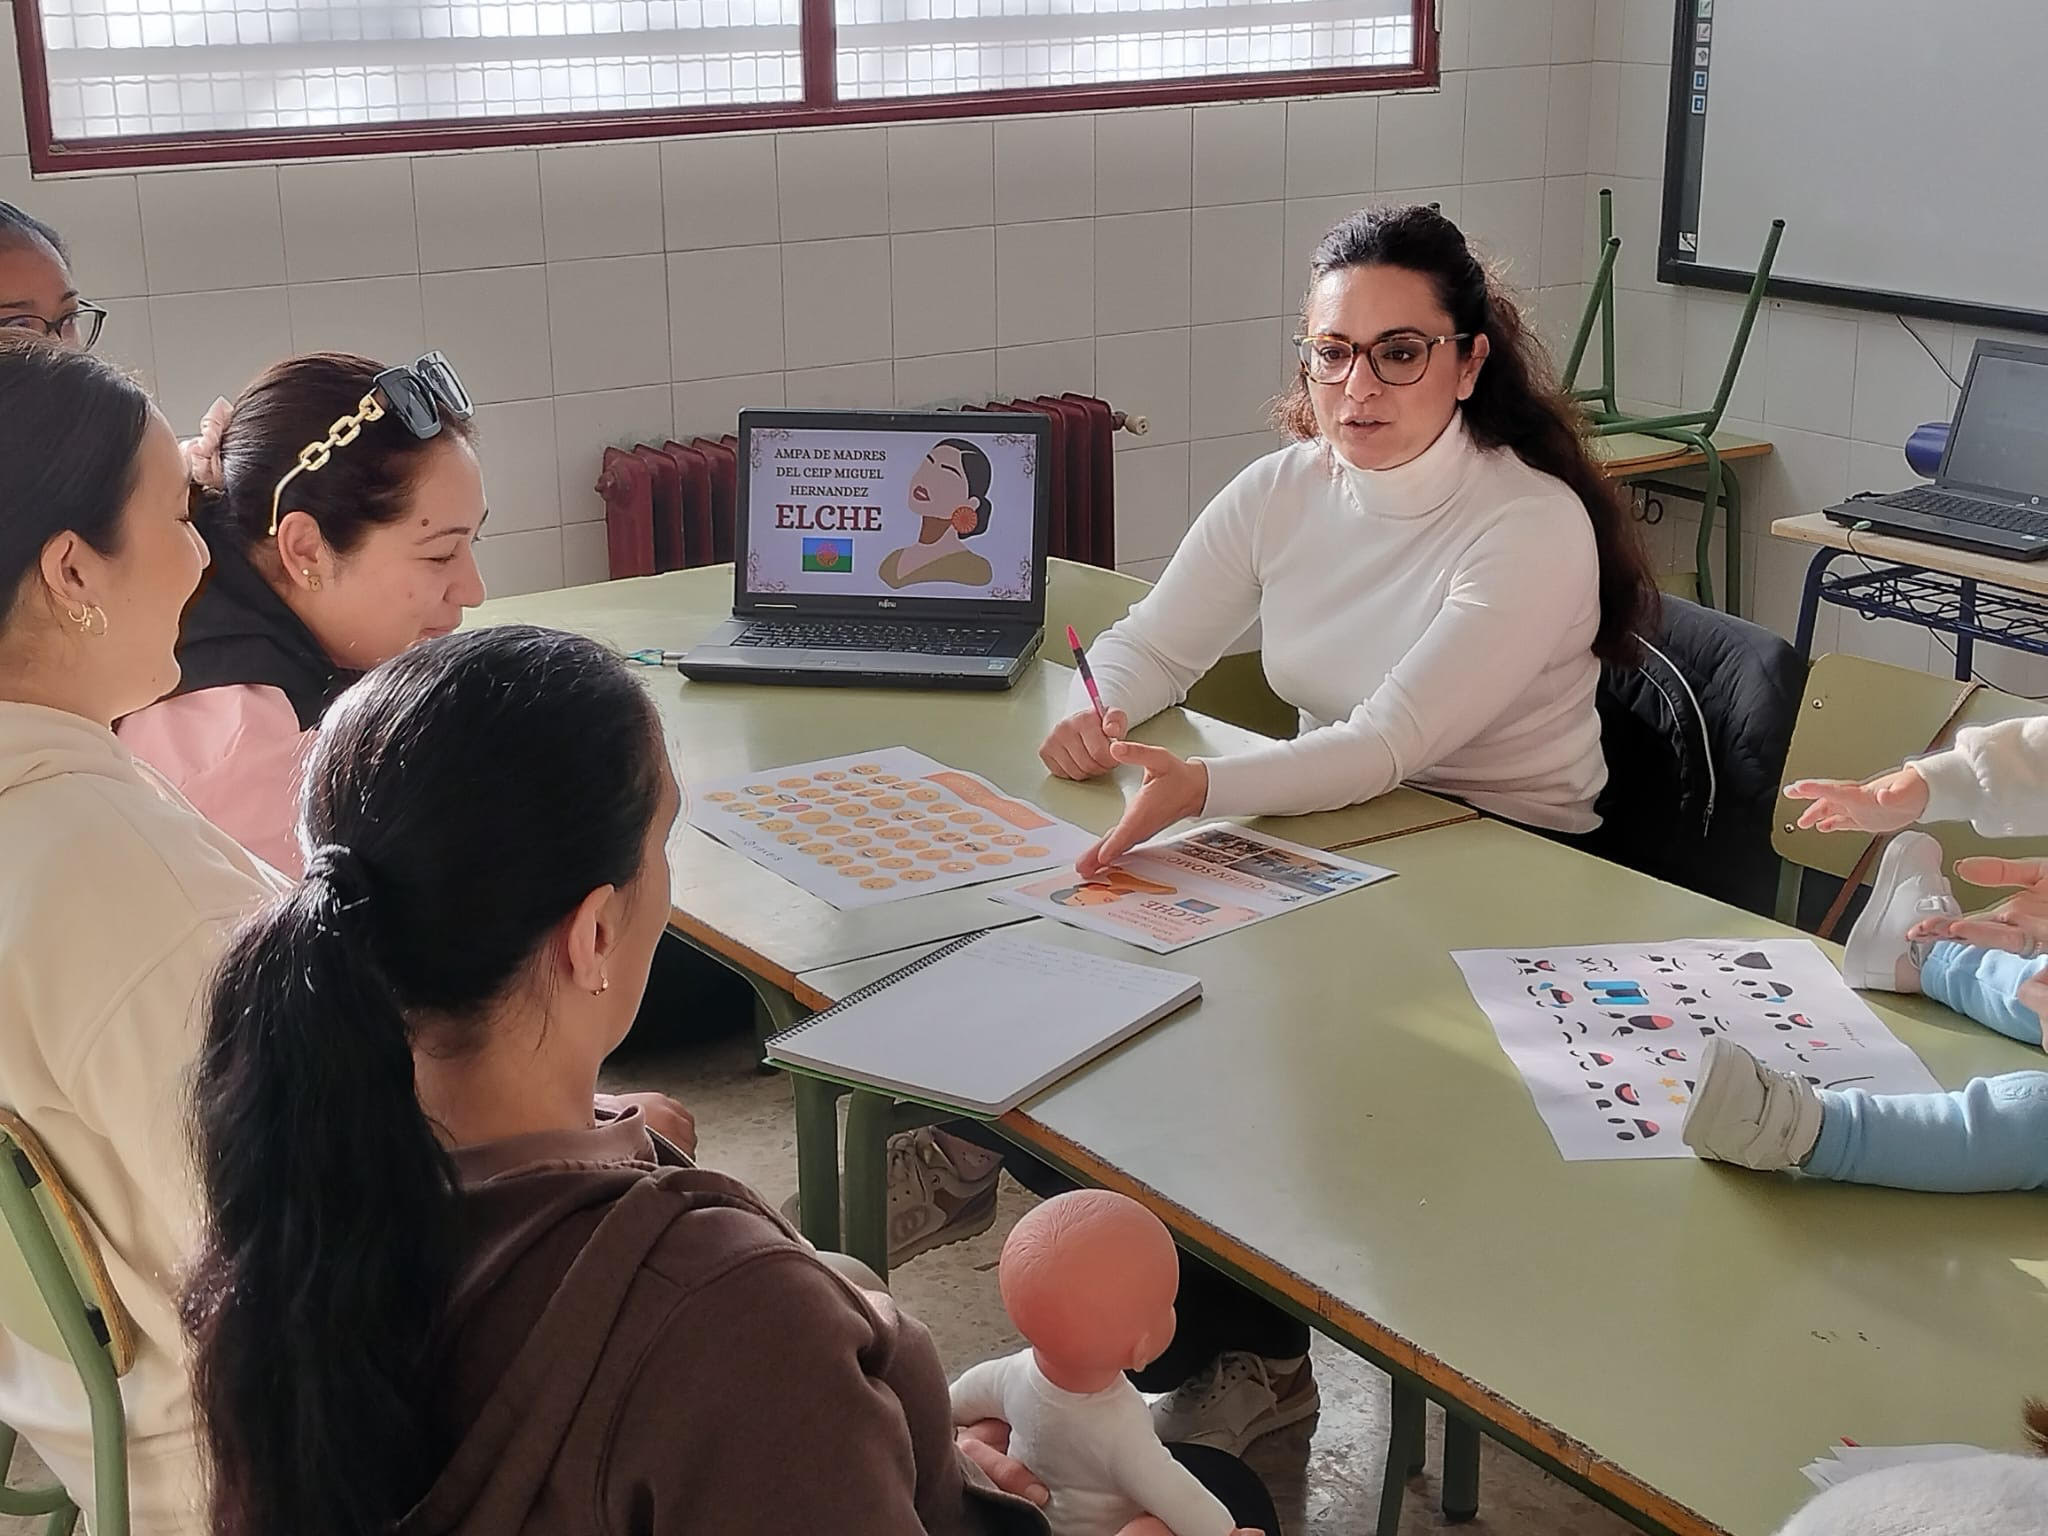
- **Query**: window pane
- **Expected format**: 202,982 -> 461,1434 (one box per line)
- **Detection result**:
36,0 -> 802,138
835,0 -> 1412,98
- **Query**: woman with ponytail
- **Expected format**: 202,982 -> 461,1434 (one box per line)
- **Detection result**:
183,626 -> 1060,1536
0,334 -> 277,1533
1024,204 -> 1659,1451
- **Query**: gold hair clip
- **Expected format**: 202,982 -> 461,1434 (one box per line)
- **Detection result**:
268,391 -> 386,536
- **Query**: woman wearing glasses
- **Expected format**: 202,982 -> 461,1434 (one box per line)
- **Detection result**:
1,202 -> 109,351
1026,205 -> 1658,1452
117,352 -> 488,877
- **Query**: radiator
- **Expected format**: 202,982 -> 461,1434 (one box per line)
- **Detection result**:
596,395 -> 1144,580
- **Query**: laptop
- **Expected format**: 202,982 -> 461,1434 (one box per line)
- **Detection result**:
1824,339 -> 2048,560
679,409 -> 1053,689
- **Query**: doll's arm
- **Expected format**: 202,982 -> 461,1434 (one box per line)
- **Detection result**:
1111,1434 -> 1237,1536
949,1357 -> 1014,1426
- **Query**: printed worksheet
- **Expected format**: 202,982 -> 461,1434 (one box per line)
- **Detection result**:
1452,939 -> 1942,1162
686,747 -> 1093,910
996,822 -> 1393,953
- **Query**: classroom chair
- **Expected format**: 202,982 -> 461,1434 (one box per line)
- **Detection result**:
1563,188 -> 1783,613
0,1110 -> 135,1536
1584,596 -> 1807,917
1773,654 -> 2048,937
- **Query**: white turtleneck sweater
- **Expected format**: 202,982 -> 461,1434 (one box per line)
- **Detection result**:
1078,415 -> 1606,832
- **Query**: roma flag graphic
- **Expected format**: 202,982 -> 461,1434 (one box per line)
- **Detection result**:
802,537 -> 853,573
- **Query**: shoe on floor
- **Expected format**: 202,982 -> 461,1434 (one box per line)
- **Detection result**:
1682,1036 -> 1823,1171
779,1127 -> 1002,1268
1148,1351 -> 1320,1455
1843,832 -> 1960,993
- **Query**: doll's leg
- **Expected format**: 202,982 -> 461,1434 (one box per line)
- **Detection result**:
1919,941 -> 2048,1046
1803,1072 -> 2048,1191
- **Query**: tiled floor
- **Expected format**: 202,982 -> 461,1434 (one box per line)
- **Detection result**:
2,1024 -> 1641,1535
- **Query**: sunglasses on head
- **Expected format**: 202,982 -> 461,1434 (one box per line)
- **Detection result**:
269,351 -> 475,536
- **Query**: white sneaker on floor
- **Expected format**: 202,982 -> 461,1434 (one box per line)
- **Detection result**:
1148,1352 -> 1320,1455
785,1128 -> 1003,1267
1682,1036 -> 1823,1170
1843,832 -> 1961,993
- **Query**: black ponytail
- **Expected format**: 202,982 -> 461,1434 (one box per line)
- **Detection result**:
935,437 -> 995,538
182,625 -> 666,1536
1275,203 -> 1658,665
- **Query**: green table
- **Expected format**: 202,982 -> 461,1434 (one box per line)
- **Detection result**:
469,562 -> 1477,1262
799,817 -> 2048,1536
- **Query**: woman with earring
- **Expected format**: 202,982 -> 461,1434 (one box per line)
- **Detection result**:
117,352 -> 488,877
0,334 -> 278,1534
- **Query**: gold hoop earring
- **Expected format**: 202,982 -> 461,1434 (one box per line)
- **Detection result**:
593,972 -> 610,997
65,603 -> 108,638
301,568 -> 323,592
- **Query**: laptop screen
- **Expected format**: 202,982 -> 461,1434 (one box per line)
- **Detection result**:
735,410 -> 1050,617
1944,344 -> 2048,499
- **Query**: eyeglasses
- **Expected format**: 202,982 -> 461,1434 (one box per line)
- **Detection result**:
0,302 -> 109,351
269,351 -> 475,535
1294,331 -> 1471,387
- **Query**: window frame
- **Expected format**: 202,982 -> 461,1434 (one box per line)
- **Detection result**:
11,0 -> 1436,172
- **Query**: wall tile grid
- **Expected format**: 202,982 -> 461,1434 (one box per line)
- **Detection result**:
6,0 -> 2021,691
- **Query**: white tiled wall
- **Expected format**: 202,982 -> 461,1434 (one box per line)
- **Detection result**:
11,0 -> 2014,691
1585,0 -> 2048,691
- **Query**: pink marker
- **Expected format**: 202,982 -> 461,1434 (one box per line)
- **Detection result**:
1066,624 -> 1106,723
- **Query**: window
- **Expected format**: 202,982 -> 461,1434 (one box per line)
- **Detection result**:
11,0 -> 1432,169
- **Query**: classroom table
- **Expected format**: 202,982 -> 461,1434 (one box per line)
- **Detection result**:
469,562 -> 1473,999
1774,511 -> 2048,679
797,817 -> 2048,1536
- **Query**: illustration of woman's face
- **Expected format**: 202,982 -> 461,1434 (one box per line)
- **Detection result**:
910,447 -> 976,533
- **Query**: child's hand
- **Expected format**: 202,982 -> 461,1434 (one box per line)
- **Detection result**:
1785,766 -> 1929,833
1910,857 -> 2048,963
956,1420 -> 1049,1507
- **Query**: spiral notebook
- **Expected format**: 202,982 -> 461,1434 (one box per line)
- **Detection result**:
766,929 -> 1202,1115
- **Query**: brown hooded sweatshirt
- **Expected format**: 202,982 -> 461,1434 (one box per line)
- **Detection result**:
394,1110 -> 1044,1536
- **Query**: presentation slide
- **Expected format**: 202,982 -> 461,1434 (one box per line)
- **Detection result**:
743,427 -> 1040,603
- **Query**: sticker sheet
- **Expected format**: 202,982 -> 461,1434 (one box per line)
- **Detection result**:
686,747 -> 1094,910
1451,939 -> 1942,1162
996,822 -> 1394,953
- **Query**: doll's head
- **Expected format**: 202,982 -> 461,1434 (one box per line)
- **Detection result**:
999,1189 -> 1179,1384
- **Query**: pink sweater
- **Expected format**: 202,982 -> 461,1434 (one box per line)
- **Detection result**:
118,685 -> 312,877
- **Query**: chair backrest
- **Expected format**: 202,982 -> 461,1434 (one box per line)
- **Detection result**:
1043,560 -> 1295,739
1773,654 -> 2048,897
0,1110 -> 137,1379
1587,597 -> 1806,915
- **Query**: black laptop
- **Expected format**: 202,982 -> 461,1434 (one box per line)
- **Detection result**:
679,409 -> 1052,689
1825,339 -> 2048,560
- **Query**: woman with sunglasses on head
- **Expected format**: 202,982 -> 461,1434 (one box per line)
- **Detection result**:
1,201 -> 110,351
1023,205 -> 1657,1452
118,351 -> 487,877
0,334 -> 278,1534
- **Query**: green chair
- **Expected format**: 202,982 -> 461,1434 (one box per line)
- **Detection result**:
0,1110 -> 135,1536
1773,653 -> 2048,934
1563,188 -> 1784,614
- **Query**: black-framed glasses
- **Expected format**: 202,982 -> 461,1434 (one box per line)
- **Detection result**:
1295,331 -> 1471,387
269,351 -> 474,534
0,301 -> 109,352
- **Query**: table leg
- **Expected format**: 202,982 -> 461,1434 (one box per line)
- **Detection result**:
793,1074 -> 843,1253
1794,549 -> 1834,660
1377,1380 -> 1422,1536
1442,1411 -> 1483,1523
1956,578 -> 1977,681
1720,465 -> 1744,618
844,1090 -> 895,1280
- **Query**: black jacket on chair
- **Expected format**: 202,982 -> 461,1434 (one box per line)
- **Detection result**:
1582,597 -> 1807,917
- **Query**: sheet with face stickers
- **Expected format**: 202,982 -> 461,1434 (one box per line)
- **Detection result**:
685,747 -> 1095,910
1451,939 -> 1943,1162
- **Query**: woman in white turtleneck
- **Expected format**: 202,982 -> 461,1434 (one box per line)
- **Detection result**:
1044,204 -> 1660,873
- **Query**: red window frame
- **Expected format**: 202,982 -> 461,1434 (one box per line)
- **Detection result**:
11,0 -> 1436,173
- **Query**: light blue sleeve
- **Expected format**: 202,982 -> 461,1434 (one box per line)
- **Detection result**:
1803,1072 -> 2048,1192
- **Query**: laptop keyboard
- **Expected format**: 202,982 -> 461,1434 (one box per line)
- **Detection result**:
1881,486 -> 2048,536
733,621 -> 1006,656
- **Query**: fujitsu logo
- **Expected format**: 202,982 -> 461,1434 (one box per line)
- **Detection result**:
878,599 -> 898,608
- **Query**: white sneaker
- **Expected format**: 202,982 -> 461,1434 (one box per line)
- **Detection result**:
1148,1351 -> 1320,1455
785,1128 -> 1003,1267
1682,1036 -> 1823,1170
1843,832 -> 1961,993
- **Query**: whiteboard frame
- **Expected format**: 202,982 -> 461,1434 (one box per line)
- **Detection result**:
1655,0 -> 2048,336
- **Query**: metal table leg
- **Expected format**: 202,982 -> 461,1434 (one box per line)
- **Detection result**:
1377,1379 -> 1423,1536
793,1075 -> 844,1253
1442,1411 -> 1483,1523
844,1090 -> 896,1280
